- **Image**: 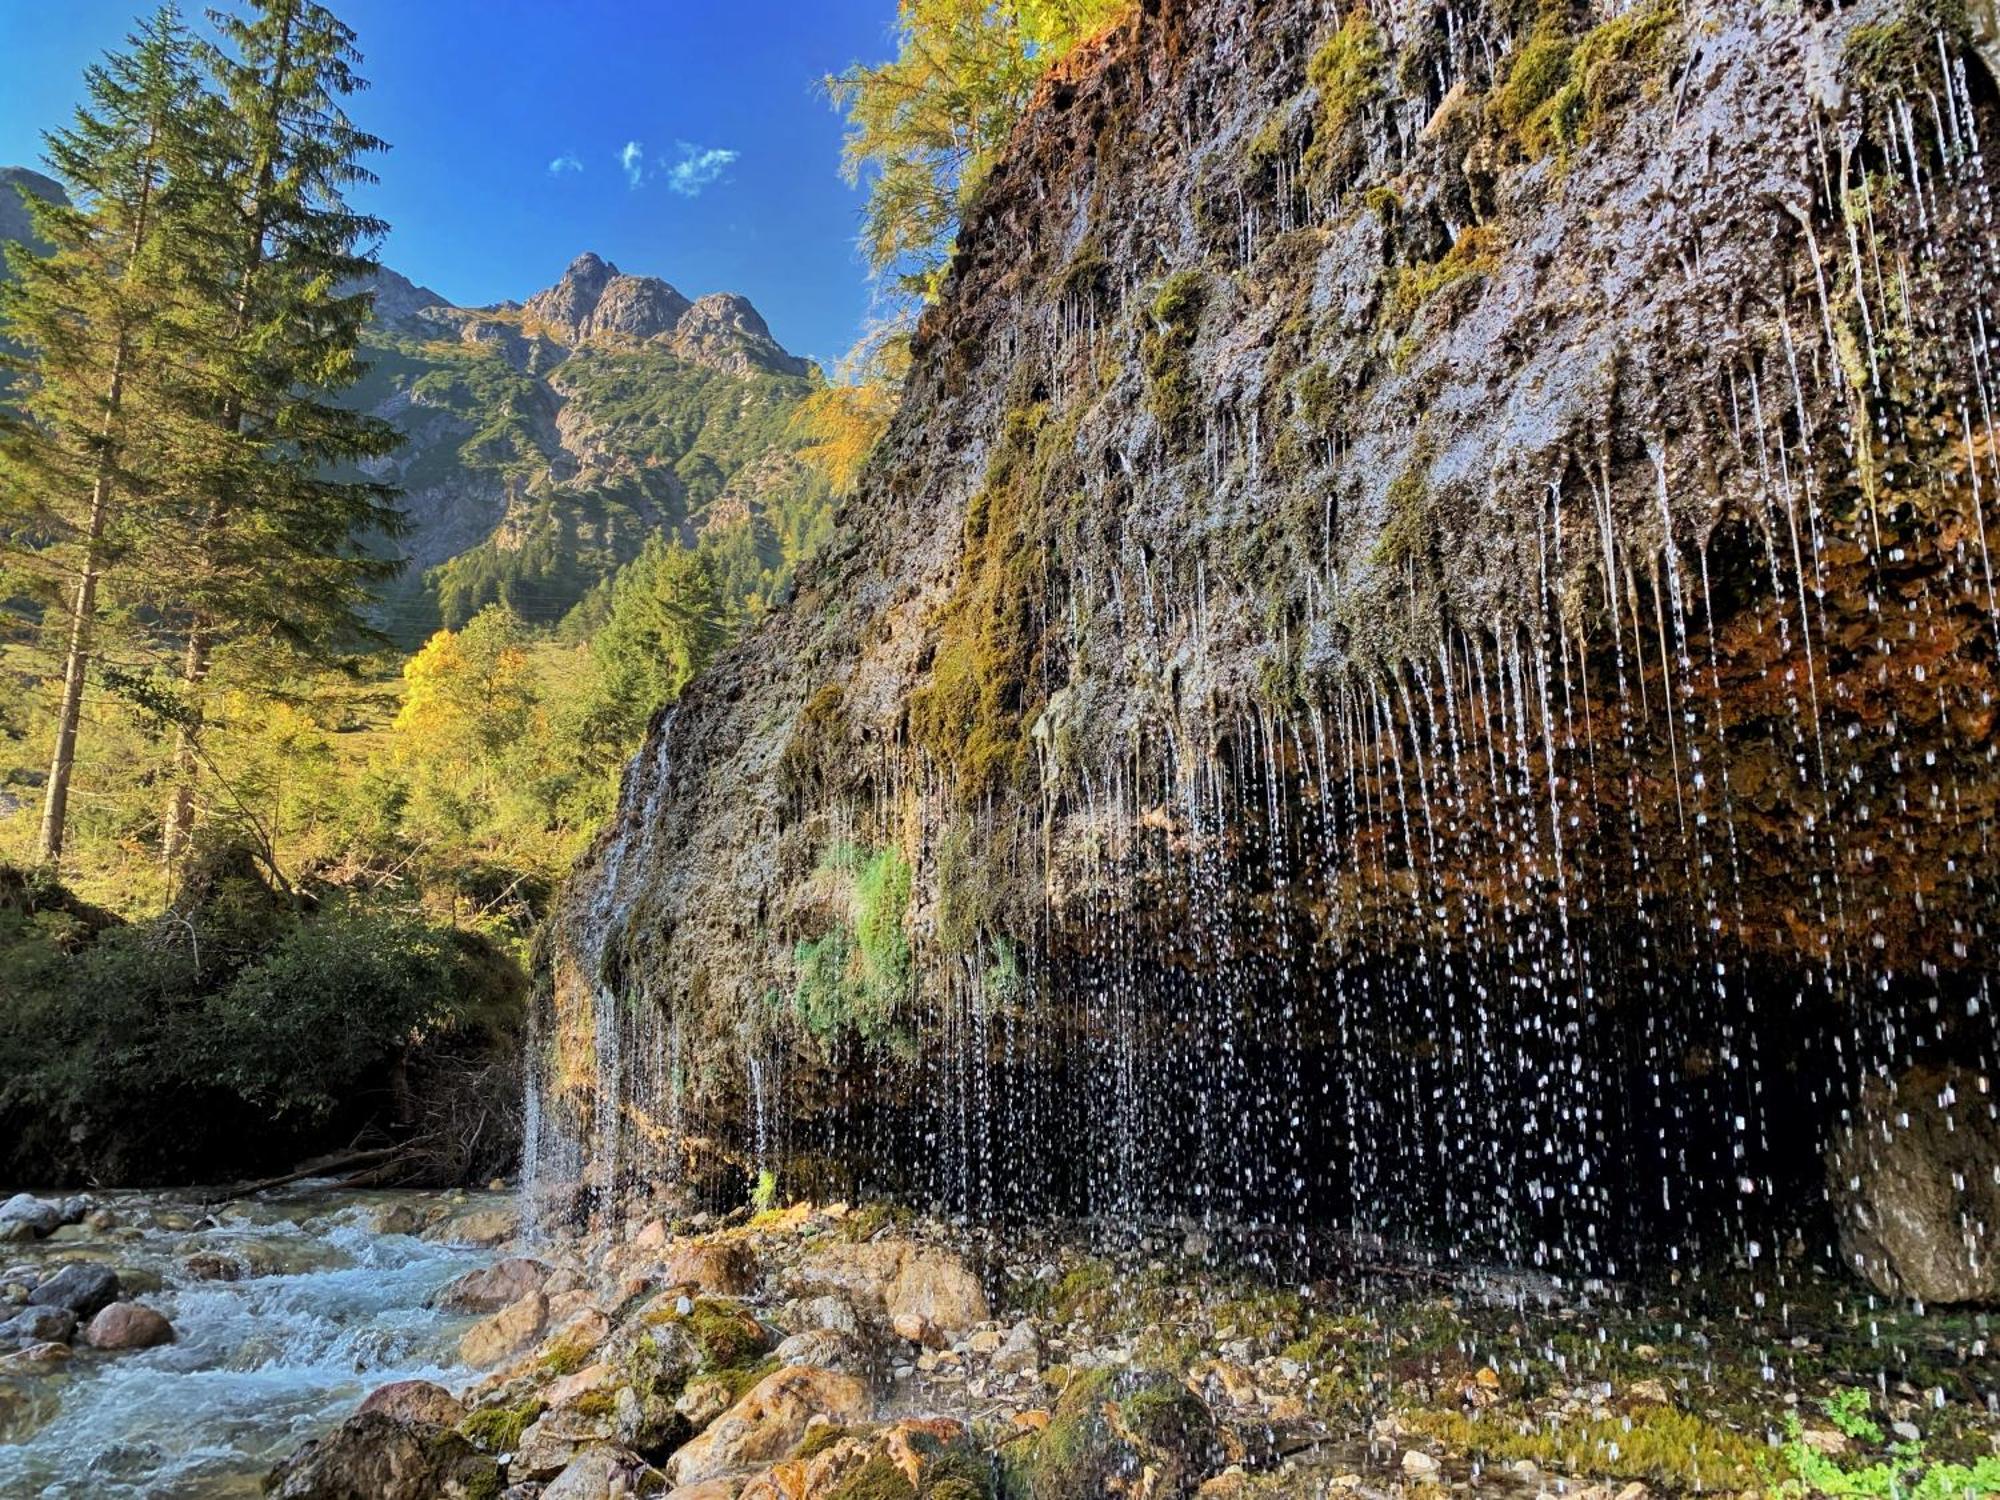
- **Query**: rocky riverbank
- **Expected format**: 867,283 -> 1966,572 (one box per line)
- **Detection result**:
269,1199 -> 2000,1498
0,1185 -> 513,1496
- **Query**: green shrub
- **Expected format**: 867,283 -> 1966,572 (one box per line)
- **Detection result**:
0,859 -> 513,1184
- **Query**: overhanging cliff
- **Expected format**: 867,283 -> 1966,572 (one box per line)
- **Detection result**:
532,0 -> 2000,1277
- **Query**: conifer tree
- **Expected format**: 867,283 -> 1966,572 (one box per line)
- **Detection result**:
158,0 -> 403,868
0,5 -> 207,866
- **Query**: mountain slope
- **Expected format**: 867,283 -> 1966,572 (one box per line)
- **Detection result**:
0,183 -> 829,637
353,252 -> 826,637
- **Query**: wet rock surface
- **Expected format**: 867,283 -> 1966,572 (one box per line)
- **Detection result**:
530,0 -> 2000,1292
1828,1064 -> 2000,1304
258,1196 -> 2000,1499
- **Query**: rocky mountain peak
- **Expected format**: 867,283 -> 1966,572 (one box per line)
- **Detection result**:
514,251 -> 805,375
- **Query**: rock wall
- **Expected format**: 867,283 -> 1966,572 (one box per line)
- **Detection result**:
534,0 -> 2000,1277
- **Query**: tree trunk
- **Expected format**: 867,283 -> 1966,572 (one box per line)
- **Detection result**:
39,124 -> 161,865
160,626 -> 209,868
39,425 -> 119,864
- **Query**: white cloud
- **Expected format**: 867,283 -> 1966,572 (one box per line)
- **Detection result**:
618,140 -> 646,189
548,152 -> 584,175
664,142 -> 739,197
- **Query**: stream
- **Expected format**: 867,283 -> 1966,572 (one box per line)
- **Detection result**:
0,1185 -> 501,1499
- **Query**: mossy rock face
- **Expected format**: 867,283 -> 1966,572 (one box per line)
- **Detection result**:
685,1299 -> 770,1369
458,1398 -> 545,1455
1003,1368 -> 1220,1500
827,1451 -> 920,1500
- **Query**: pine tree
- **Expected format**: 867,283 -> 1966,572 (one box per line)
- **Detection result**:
158,0 -> 404,869
0,5 -> 207,866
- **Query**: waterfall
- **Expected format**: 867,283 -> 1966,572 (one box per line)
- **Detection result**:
524,1 -> 2000,1295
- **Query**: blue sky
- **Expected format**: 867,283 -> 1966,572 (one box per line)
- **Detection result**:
0,0 -> 899,368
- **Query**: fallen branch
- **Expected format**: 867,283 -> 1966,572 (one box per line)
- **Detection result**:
207,1145 -> 409,1203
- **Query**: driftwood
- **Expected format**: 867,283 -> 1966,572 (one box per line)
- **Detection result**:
208,1145 -> 411,1202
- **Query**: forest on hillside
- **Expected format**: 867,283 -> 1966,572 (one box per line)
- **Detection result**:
0,0 -> 1123,1186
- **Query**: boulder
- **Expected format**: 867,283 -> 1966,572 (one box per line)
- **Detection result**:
429,1206 -> 518,1248
993,1320 -> 1044,1375
28,1262 -> 121,1317
664,1240 -> 758,1297
778,1294 -> 863,1338
665,1367 -> 871,1486
674,1376 -> 736,1431
460,1289 -> 548,1368
85,1301 -> 175,1350
183,1251 -> 246,1281
360,1380 -> 469,1428
266,1409 -> 501,1499
890,1311 -> 944,1349
1,1340 -> 72,1372
370,1202 -> 427,1236
772,1327 -> 872,1375
735,1418 -> 979,1500
795,1240 -> 989,1337
1005,1367 -> 1220,1499
436,1256 -> 551,1314
543,1442 -> 666,1500
514,1403 -> 623,1483
1827,1064 -> 2000,1303
0,1304 -> 77,1347
662,1480 -> 745,1500
0,1194 -> 63,1242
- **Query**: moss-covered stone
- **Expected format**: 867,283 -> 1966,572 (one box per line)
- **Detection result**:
1301,9 -> 1386,191
457,1398 -> 545,1455
1002,1367 -> 1220,1499
1140,272 -> 1208,444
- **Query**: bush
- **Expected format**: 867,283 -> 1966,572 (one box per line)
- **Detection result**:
0,857 -> 522,1185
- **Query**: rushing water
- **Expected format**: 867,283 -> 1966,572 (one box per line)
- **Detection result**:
0,1187 -> 494,1499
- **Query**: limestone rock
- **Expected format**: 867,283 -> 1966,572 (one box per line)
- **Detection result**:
664,1240 -> 758,1297
360,1379 -> 469,1428
778,1294 -> 862,1337
1828,1064 -> 2000,1303
795,1240 -> 989,1338
772,1327 -> 872,1375
461,1290 -> 548,1368
84,1301 -> 173,1350
993,1320 -> 1043,1375
735,1417 -> 976,1500
662,1480 -> 745,1500
437,1256 -> 551,1314
543,1442 -> 667,1500
665,1366 -> 871,1486
430,1206 -> 518,1248
28,1262 -> 120,1317
266,1409 -> 500,1500
667,293 -> 809,377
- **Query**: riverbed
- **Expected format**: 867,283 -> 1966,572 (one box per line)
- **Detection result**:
0,1186 -> 503,1498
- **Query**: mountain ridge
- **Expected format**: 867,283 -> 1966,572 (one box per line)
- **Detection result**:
0,165 -> 829,638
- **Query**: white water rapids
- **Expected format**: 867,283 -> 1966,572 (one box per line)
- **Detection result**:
0,1186 -> 497,1498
